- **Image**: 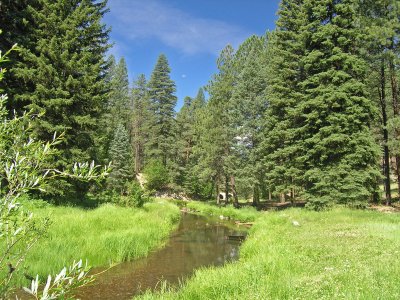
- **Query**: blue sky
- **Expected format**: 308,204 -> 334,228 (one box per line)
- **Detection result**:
104,0 -> 280,110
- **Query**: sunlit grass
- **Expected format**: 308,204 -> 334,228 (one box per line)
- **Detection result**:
12,199 -> 180,287
186,201 -> 259,222
139,207 -> 400,299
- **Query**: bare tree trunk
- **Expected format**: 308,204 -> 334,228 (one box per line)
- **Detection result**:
268,189 -> 272,201
230,175 -> 239,208
380,61 -> 392,205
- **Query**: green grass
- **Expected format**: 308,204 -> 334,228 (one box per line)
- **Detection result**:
12,199 -> 180,287
139,207 -> 400,299
185,201 -> 259,222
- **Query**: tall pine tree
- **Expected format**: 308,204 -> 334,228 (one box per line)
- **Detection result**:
263,0 -> 306,203
4,0 -> 111,196
108,122 -> 134,193
131,74 -> 149,174
146,54 -> 177,167
299,0 -> 380,207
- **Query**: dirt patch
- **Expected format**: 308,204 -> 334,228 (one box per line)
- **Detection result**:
369,203 -> 400,213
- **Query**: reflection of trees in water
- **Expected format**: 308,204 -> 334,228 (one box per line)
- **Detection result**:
176,216 -> 244,267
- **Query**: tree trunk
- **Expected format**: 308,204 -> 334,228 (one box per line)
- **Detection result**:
230,175 -> 239,208
216,178 -> 220,205
225,175 -> 229,204
253,184 -> 260,207
389,57 -> 400,199
209,177 -> 215,201
280,193 -> 285,204
381,61 -> 392,205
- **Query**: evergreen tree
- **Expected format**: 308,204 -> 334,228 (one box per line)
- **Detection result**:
194,45 -> 237,204
146,54 -> 177,167
298,0 -> 380,207
103,55 -> 131,161
360,0 -> 400,204
230,35 -> 269,206
4,0 -> 111,196
0,0 -> 38,112
108,123 -> 133,193
176,96 -> 194,168
263,0 -> 306,203
107,56 -> 130,128
192,88 -> 206,111
131,74 -> 149,174
177,89 -> 211,198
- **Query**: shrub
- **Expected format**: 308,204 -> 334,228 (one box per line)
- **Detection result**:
143,160 -> 169,191
126,181 -> 150,208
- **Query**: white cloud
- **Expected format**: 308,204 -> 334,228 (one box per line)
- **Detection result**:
181,74 -> 187,78
106,0 -> 250,55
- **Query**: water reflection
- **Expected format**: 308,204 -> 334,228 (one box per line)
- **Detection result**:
78,213 -> 246,299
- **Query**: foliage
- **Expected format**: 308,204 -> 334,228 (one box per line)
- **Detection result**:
123,181 -> 150,208
22,260 -> 93,300
107,123 -> 134,194
185,201 -> 258,223
145,54 -> 177,167
131,74 -> 150,174
0,45 -> 108,298
143,160 -> 169,191
1,0 -> 111,197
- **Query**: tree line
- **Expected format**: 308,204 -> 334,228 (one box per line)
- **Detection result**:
1,0 -> 399,209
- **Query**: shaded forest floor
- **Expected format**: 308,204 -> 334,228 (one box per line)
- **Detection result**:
139,203 -> 400,300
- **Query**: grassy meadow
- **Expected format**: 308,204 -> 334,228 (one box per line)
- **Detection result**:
185,201 -> 259,222
12,199 -> 180,287
139,206 -> 400,300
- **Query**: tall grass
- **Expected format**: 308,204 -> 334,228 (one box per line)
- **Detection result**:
186,201 -> 259,222
13,200 -> 180,287
139,207 -> 400,299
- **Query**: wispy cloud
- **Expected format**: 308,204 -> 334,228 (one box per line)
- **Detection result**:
106,0 -> 250,55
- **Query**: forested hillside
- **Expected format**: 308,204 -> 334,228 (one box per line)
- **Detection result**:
1,0 -> 399,208
1,0 -> 400,299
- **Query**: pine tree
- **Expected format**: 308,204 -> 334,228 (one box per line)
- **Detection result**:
131,74 -> 149,174
4,0 -> 111,196
230,35 -> 269,205
107,56 -> 130,128
360,0 -> 400,205
194,45 -> 236,204
146,54 -> 177,167
176,96 -> 194,167
103,55 -> 131,162
176,89 -> 211,198
298,0 -> 380,207
108,123 -> 134,193
263,0 -> 307,203
0,0 -> 38,112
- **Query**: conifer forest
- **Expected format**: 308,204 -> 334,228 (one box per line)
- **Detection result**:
0,1 -> 400,299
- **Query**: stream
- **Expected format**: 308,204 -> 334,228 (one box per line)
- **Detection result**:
78,212 -> 247,299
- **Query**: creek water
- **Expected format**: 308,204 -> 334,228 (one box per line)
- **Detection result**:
78,212 -> 247,299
